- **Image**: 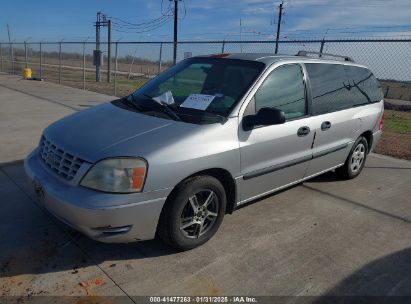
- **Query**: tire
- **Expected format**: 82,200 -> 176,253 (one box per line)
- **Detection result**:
336,136 -> 369,179
157,176 -> 227,251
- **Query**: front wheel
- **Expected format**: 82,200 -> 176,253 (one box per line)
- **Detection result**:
336,136 -> 368,179
157,176 -> 227,251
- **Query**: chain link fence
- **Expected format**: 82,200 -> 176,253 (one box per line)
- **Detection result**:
0,39 -> 410,100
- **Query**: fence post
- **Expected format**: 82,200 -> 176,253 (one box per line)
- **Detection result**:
114,42 -> 118,96
221,40 -> 226,53
11,43 -> 14,74
59,42 -> 62,84
107,19 -> 112,83
82,42 -> 86,90
158,42 -> 163,74
319,39 -> 325,57
39,42 -> 43,79
0,43 -> 2,72
24,41 -> 28,68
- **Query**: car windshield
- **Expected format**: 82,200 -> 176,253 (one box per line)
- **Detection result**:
130,57 -> 265,120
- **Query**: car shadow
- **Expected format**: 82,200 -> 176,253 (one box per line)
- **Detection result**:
300,164 -> 411,184
364,166 -> 411,170
312,246 -> 411,303
305,171 -> 340,183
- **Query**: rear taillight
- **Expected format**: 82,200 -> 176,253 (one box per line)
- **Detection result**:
379,111 -> 384,130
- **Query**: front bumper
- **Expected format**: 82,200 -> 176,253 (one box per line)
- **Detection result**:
24,149 -> 170,243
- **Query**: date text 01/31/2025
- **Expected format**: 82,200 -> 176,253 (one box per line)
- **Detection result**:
149,296 -> 258,303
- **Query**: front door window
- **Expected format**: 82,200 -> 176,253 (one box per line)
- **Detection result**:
254,64 -> 306,120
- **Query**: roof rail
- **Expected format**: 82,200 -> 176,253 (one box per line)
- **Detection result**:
296,50 -> 354,62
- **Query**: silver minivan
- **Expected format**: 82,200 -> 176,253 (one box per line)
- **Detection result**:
25,52 -> 384,250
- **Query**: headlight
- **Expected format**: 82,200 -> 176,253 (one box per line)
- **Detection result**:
81,158 -> 147,193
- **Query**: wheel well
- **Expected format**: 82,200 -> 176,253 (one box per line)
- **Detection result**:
360,130 -> 373,153
167,168 -> 237,214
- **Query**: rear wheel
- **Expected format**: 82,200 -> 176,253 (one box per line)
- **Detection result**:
157,176 -> 226,251
336,136 -> 368,179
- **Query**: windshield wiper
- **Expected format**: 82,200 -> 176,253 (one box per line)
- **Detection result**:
203,112 -> 228,123
121,96 -> 145,112
176,109 -> 227,124
142,93 -> 182,121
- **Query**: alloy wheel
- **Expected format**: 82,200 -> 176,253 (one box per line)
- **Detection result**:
350,143 -> 365,173
180,189 -> 219,239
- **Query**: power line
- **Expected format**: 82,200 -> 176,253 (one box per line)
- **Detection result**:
287,26 -> 411,35
161,0 -> 174,16
112,17 -> 172,32
282,30 -> 411,37
108,4 -> 174,36
298,25 -> 411,31
179,0 -> 187,20
112,18 -> 172,34
109,15 -> 171,28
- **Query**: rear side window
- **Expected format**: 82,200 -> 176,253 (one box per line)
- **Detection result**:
344,65 -> 383,105
306,63 -> 383,115
255,64 -> 306,120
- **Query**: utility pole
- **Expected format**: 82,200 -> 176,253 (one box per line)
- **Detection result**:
7,24 -> 13,74
172,0 -> 179,65
95,12 -> 101,82
274,1 -> 284,54
24,40 -> 28,68
240,19 -> 243,53
94,12 -> 110,82
319,28 -> 329,58
107,19 -> 111,83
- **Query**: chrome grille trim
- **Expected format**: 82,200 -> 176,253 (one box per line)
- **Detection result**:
38,135 -> 85,180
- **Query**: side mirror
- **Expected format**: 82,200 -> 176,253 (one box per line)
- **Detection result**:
242,107 -> 285,131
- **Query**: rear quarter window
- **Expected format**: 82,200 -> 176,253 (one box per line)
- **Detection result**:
306,63 -> 383,115
343,65 -> 383,105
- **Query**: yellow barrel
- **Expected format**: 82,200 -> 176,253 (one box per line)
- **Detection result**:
22,68 -> 32,79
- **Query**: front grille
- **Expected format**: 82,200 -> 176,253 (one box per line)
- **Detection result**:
39,135 -> 85,180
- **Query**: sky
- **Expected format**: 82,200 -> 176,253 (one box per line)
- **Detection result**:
0,0 -> 411,42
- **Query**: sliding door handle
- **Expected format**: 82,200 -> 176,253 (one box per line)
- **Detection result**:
297,126 -> 310,137
321,121 -> 331,131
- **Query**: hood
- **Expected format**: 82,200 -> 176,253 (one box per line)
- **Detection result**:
43,102 -> 176,162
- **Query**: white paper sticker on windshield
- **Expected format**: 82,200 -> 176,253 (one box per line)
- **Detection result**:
180,94 -> 215,110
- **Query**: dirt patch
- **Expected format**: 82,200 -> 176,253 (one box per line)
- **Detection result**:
191,278 -> 220,296
78,278 -> 106,296
374,130 -> 411,160
375,110 -> 411,160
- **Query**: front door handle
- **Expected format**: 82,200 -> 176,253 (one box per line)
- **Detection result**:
297,126 -> 310,137
321,121 -> 332,131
